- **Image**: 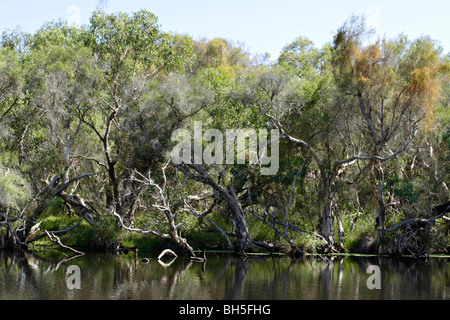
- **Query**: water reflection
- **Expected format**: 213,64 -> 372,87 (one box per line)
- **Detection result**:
1,250 -> 448,300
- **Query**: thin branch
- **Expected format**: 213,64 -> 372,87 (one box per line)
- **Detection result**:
183,198 -> 234,249
55,173 -> 96,195
113,211 -> 171,239
72,153 -> 108,170
45,230 -> 85,255
0,96 -> 19,123
283,155 -> 309,235
332,126 -> 418,170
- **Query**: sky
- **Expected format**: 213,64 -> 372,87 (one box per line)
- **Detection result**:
0,0 -> 449,59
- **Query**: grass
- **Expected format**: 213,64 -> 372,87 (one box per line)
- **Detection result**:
32,214 -> 117,250
29,205 -> 447,255
341,210 -> 378,253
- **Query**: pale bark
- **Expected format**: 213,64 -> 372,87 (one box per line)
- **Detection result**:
117,166 -> 196,257
175,162 -> 252,254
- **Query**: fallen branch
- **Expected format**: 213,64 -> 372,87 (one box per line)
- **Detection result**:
45,230 -> 85,255
114,211 -> 171,239
379,205 -> 450,233
158,249 -> 178,260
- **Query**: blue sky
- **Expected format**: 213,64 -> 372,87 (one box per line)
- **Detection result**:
1,0 -> 449,59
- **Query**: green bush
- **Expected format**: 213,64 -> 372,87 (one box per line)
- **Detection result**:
36,215 -> 117,250
342,210 -> 377,253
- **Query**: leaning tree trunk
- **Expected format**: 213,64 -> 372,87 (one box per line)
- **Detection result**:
175,163 -> 252,254
165,208 -> 195,257
222,187 -> 252,254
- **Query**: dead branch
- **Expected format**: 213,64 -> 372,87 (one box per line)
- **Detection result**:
114,211 -> 172,238
117,164 -> 196,256
45,230 -> 85,255
158,249 -> 178,260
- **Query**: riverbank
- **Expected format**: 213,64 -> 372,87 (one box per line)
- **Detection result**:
19,213 -> 448,257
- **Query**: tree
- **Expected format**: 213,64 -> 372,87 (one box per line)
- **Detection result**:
278,36 -> 323,81
237,64 -> 346,250
1,10 -> 448,256
331,16 -> 449,231
0,47 -> 23,125
80,9 -> 194,228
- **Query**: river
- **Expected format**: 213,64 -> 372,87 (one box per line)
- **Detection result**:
0,250 -> 448,300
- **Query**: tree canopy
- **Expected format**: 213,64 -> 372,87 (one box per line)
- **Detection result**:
0,12 -> 448,257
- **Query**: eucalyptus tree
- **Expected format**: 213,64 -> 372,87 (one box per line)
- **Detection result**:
278,36 -> 323,81
0,45 -> 25,157
118,38 -> 270,255
25,41 -> 101,222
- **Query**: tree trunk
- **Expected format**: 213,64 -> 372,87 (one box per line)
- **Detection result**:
319,176 -> 336,248
166,210 -> 195,257
223,189 -> 252,254
113,170 -> 141,229
371,156 -> 387,231
175,163 -> 252,254
321,199 -> 335,247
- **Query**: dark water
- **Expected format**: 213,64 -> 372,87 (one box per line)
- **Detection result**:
1,250 -> 448,300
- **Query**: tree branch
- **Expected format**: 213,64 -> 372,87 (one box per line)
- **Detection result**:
378,205 -> 450,233
45,230 -> 85,255
183,197 -> 234,249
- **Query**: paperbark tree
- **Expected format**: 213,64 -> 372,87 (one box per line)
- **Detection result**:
331,16 -> 449,231
80,9 -> 194,228
236,65 -> 345,249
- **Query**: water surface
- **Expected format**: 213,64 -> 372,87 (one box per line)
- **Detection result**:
1,250 -> 448,300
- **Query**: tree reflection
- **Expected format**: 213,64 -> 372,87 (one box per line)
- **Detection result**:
0,251 -> 448,300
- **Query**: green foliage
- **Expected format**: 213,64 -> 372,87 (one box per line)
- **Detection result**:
88,9 -> 193,77
278,36 -> 322,80
37,215 -> 117,250
0,46 -> 23,102
0,10 -> 448,255
342,212 -> 377,252
0,167 -> 30,211
384,174 -> 420,204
